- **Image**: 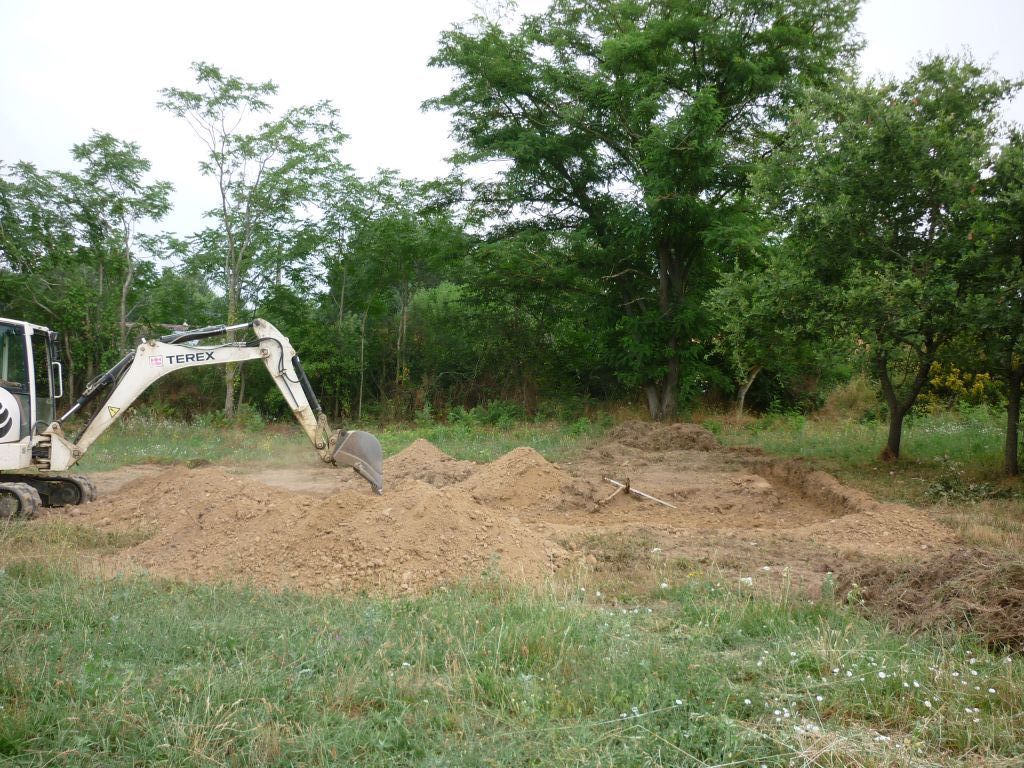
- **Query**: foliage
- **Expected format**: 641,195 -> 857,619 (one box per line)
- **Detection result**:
918,362 -> 1003,412
762,56 -> 1019,459
159,62 -> 353,417
707,250 -> 826,414
0,134 -> 171,397
428,0 -> 860,419
966,128 -> 1024,474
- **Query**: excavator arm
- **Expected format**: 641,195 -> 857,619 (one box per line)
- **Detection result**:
42,319 -> 383,493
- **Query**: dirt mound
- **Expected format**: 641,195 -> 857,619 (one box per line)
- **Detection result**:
58,428 -> 961,606
69,465 -> 569,595
455,447 -> 594,516
383,438 -> 476,488
835,549 -> 1024,650
605,421 -> 718,451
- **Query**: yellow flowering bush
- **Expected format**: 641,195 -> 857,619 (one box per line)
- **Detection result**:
919,362 -> 1002,411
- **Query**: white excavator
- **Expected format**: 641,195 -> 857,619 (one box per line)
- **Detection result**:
0,317 -> 384,518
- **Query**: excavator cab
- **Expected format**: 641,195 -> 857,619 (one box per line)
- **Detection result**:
0,319 -> 62,448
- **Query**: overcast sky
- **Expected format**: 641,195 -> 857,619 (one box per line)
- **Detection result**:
2,0 -> 1022,237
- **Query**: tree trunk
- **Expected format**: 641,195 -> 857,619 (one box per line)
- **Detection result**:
395,297 -> 408,389
736,365 -> 762,417
336,266 -> 346,328
1005,364 -> 1022,477
643,239 -> 685,422
236,362 -> 246,413
876,347 -> 935,461
223,274 -> 238,419
119,249 -> 133,353
358,308 -> 368,421
644,354 -> 680,421
883,406 -> 906,461
62,332 -> 75,403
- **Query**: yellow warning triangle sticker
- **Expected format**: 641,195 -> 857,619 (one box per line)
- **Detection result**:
107,406 -> 120,418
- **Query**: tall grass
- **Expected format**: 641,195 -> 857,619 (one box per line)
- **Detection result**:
1,561 -> 1021,766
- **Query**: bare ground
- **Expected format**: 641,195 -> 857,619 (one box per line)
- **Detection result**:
38,421 -> 1024,646
47,422 -> 952,599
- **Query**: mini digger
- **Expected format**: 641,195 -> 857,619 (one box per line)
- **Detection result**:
0,317 -> 384,518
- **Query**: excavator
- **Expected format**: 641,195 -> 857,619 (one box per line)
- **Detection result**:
0,317 -> 384,518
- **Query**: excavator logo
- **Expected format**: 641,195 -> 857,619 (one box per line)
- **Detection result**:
0,388 -> 19,443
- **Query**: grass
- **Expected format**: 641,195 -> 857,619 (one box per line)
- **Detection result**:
1,557 -> 1022,766
73,414 -> 610,473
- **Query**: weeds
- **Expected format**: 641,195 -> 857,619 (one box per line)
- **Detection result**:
0,564 -> 1020,766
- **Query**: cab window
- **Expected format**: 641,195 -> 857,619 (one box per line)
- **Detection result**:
0,325 -> 28,392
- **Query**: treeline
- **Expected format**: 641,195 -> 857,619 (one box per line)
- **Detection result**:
1,0 -> 1022,473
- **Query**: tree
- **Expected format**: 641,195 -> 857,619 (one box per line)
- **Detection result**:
0,139 -> 169,396
427,0 -> 859,419
341,174 -> 471,414
159,62 -> 350,417
970,130 -> 1024,475
765,57 -> 1017,459
67,132 -> 172,351
707,250 -> 823,416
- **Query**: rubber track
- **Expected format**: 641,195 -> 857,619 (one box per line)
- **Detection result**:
0,482 -> 42,519
0,474 -> 98,507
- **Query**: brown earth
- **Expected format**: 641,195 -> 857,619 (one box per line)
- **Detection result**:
49,421 -> 957,606
34,420 -> 1024,648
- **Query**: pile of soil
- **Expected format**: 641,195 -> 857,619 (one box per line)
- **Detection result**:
835,549 -> 1024,650
455,447 -> 596,516
383,438 -> 476,488
69,462 -> 569,595
53,422 -> 971,614
604,421 -> 719,451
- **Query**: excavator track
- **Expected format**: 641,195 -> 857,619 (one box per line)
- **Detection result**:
0,483 -> 42,520
0,474 -> 96,508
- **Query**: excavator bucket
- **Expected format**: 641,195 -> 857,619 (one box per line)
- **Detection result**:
332,430 -> 384,494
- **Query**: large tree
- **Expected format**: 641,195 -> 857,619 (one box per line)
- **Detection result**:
766,57 -> 1017,459
427,0 -> 859,419
970,130 -> 1024,475
159,62 -> 351,417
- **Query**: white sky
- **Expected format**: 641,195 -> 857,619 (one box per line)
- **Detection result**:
2,0 -> 1022,238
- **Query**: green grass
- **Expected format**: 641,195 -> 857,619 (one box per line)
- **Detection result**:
706,408 -> 1019,503
7,413 -> 1019,764
1,560 -> 1021,766
74,415 -> 609,472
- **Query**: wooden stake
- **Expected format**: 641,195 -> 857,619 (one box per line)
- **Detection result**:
603,477 -> 677,509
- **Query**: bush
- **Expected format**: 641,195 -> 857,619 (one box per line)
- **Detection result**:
816,375 -> 881,422
918,362 -> 1004,413
470,400 -> 526,427
193,404 -> 266,431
